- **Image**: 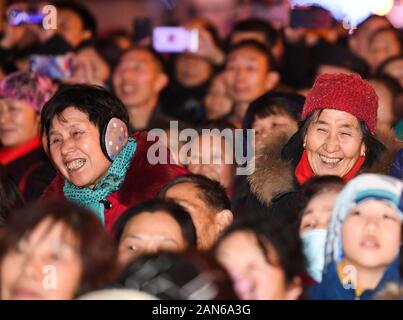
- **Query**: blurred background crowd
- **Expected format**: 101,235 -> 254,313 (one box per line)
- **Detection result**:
0,0 -> 403,301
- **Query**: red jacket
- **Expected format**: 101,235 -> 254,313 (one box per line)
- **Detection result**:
42,132 -> 187,233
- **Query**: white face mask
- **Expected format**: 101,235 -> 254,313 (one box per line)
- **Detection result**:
301,229 -> 328,283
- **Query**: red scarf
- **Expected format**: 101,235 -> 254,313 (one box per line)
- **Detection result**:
295,150 -> 366,185
0,137 -> 42,166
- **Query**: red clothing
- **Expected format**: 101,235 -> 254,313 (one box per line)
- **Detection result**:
295,150 -> 366,185
42,132 -> 187,233
0,137 -> 55,201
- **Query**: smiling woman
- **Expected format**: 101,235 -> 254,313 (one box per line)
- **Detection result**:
40,84 -> 187,233
0,199 -> 117,300
0,72 -> 56,201
247,73 -> 395,208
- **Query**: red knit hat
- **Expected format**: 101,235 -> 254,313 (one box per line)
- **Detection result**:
302,73 -> 378,132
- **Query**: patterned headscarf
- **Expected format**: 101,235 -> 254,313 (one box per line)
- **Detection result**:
0,71 -> 56,113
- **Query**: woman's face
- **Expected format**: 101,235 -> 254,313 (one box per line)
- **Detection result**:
216,230 -> 301,300
300,191 -> 339,233
0,99 -> 39,147
204,75 -> 233,120
47,107 -> 111,188
304,109 -> 366,177
118,210 -> 187,267
0,218 -> 82,300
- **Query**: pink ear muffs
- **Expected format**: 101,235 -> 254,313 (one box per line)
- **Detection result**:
101,117 -> 129,162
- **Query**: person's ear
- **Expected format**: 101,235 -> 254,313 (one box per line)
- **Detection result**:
348,36 -> 359,57
214,209 -> 234,235
265,71 -> 280,91
303,134 -> 307,149
154,73 -> 169,93
360,143 -> 367,157
82,30 -> 92,42
284,276 -> 303,300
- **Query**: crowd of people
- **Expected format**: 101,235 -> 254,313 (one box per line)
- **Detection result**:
0,0 -> 403,300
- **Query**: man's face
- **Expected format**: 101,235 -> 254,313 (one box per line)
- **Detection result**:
175,53 -> 212,88
164,182 -> 218,250
225,47 -> 271,105
368,30 -> 401,72
113,49 -> 166,109
349,17 -> 391,60
57,9 -> 90,48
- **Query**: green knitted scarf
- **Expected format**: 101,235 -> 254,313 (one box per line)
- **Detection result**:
63,138 -> 136,224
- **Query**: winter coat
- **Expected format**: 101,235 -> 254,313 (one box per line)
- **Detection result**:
0,138 -> 55,202
42,131 -> 187,233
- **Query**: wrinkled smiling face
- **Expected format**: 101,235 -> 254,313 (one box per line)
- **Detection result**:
304,109 -> 366,177
47,107 -> 111,188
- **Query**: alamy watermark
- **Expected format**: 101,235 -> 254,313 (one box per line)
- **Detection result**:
146,121 -> 255,175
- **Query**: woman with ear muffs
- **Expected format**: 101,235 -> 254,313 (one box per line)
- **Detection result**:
40,84 -> 187,233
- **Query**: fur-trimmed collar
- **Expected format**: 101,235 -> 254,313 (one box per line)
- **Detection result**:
248,130 -> 402,206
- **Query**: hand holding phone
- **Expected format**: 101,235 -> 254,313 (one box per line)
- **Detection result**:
153,27 -> 199,53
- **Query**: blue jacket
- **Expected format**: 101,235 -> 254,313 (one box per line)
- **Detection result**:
308,257 -> 402,300
391,148 -> 403,180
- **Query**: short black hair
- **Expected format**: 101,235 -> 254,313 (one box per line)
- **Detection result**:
0,165 -> 24,227
53,0 -> 97,38
158,174 -> 231,212
41,84 -> 130,140
232,18 -> 280,46
116,45 -> 168,74
226,39 -> 277,72
213,217 -> 306,285
297,175 -> 345,226
243,92 -> 304,130
316,45 -> 370,78
113,198 -> 197,248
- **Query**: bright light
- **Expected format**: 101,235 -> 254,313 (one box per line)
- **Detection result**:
289,0 -> 397,29
370,0 -> 394,16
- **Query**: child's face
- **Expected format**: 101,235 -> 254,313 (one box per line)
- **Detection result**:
253,113 -> 298,149
342,199 -> 401,270
300,191 -> 339,234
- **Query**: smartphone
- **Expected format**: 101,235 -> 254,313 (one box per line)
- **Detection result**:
7,8 -> 44,26
30,55 -> 74,80
133,17 -> 153,44
290,7 -> 333,29
153,27 -> 199,53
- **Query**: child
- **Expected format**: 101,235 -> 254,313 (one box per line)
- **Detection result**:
298,176 -> 345,283
308,174 -> 403,300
